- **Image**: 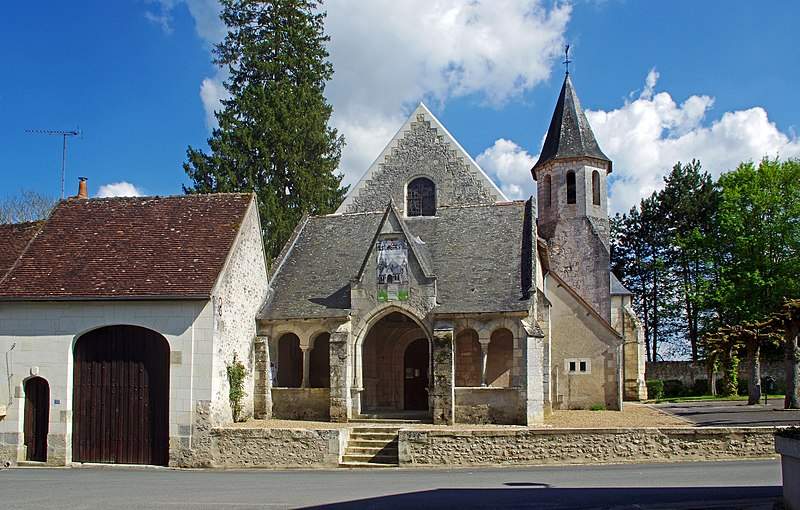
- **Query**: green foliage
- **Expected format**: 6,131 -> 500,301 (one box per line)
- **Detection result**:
589,403 -> 606,411
613,158 -> 800,362
663,379 -> 687,398
646,379 -> 664,400
183,0 -> 347,261
227,353 -> 247,422
720,352 -> 739,398
712,158 -> 800,326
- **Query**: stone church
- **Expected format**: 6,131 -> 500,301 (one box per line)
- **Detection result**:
256,73 -> 647,426
0,72 -> 646,468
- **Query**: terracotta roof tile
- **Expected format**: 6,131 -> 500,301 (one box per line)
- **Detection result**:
0,221 -> 44,279
0,193 -> 253,300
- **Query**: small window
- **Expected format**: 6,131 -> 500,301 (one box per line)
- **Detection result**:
565,358 -> 591,374
407,177 -> 436,216
566,171 -> 576,204
543,174 -> 552,208
592,170 -> 601,206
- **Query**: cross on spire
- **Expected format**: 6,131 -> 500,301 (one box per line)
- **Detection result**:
564,44 -> 572,75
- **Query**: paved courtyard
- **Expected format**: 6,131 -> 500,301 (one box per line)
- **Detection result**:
0,460 -> 782,509
654,399 -> 800,427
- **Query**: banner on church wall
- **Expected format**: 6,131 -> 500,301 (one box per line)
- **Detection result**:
376,239 -> 409,302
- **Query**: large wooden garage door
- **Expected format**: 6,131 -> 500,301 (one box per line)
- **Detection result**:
73,325 -> 169,466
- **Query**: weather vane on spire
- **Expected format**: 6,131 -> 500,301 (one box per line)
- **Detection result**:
564,44 -> 572,75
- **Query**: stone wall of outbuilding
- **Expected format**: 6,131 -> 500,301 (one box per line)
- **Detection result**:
211,427 -> 347,468
208,199 -> 269,427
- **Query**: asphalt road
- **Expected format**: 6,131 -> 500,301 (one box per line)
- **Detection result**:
0,460 -> 783,510
654,399 -> 800,427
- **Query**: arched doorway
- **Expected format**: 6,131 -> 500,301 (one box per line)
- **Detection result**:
361,311 -> 430,416
403,338 -> 429,410
73,325 -> 170,466
23,377 -> 49,462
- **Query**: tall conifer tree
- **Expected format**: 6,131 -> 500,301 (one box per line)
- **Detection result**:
184,0 -> 346,261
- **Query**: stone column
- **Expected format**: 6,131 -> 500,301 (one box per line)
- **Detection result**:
329,321 -> 352,422
522,320 -> 545,425
253,335 -> 273,420
479,339 -> 490,387
301,346 -> 312,388
431,323 -> 455,425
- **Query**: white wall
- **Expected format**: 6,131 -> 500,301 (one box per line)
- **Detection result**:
0,299 -> 213,465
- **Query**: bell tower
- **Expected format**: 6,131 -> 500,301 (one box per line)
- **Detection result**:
532,70 -> 612,320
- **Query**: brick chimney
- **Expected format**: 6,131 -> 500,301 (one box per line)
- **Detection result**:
77,177 -> 88,199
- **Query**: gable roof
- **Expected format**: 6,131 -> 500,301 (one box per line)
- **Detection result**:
337,102 -> 507,213
354,201 -> 435,281
532,74 -> 611,179
259,201 -> 533,320
0,194 -> 254,301
0,221 -> 44,280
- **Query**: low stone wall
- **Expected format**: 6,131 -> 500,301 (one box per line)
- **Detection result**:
0,432 -> 17,466
272,388 -> 330,421
399,427 -> 777,466
211,427 -> 346,468
647,360 -> 786,391
455,387 -> 520,424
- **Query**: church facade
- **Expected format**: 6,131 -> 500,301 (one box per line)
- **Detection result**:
0,73 -> 646,468
256,74 -> 647,426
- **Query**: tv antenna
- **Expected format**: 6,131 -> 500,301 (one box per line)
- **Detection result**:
25,128 -> 80,199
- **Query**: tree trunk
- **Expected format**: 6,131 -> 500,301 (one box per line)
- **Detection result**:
786,323 -> 800,410
746,338 -> 761,405
706,359 -> 717,396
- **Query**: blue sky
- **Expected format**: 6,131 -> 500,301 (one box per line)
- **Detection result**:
2,1 -> 798,213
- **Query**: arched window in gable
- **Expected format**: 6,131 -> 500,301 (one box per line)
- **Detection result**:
592,170 -> 601,206
566,171 -> 576,204
543,174 -> 552,208
407,177 -> 436,216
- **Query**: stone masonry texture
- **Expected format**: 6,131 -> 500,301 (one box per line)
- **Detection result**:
345,115 -> 497,214
399,427 -> 777,467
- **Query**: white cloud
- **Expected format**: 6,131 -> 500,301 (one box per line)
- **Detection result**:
147,0 -> 570,186
96,182 -> 143,198
585,70 -> 800,213
199,73 -> 228,129
476,139 -> 537,199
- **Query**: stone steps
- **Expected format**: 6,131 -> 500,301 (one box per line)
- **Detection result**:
340,427 -> 400,468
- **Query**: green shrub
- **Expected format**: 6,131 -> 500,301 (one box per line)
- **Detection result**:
646,379 -> 664,400
737,378 -> 749,396
691,379 -> 709,396
226,353 -> 247,422
589,403 -> 606,411
663,379 -> 686,398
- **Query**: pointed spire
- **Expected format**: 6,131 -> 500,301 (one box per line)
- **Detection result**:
531,74 -> 611,180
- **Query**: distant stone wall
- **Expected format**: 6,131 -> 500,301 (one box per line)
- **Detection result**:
647,361 -> 786,390
399,427 -> 776,466
272,388 -> 330,421
211,427 -> 345,468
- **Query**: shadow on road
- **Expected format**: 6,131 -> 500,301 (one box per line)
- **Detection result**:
300,485 -> 782,509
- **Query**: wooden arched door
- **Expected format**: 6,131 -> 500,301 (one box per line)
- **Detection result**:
24,377 -> 49,462
73,325 -> 170,466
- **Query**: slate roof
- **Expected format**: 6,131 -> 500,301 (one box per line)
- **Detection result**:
0,221 -> 43,280
0,194 -> 253,300
259,201 -> 534,320
532,74 -> 611,179
610,272 -> 633,295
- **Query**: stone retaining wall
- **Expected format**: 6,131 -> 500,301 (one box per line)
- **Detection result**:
271,388 -> 330,421
211,427 -> 346,468
455,388 -> 520,424
398,427 -> 777,466
647,360 -> 786,391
